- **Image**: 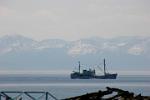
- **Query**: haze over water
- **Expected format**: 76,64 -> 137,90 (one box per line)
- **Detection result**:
0,73 -> 149,99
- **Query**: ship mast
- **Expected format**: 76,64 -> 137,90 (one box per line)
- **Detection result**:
78,61 -> 80,73
104,59 -> 106,75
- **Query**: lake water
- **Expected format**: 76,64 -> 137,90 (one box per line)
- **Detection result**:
0,74 -> 149,99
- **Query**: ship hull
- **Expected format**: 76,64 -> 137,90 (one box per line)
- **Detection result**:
71,73 -> 117,79
71,73 -> 94,79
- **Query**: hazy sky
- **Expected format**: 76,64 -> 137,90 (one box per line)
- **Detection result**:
0,0 -> 150,40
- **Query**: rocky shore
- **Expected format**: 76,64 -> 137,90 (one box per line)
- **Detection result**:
64,87 -> 150,100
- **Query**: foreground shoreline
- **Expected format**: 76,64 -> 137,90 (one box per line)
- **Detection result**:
64,87 -> 150,100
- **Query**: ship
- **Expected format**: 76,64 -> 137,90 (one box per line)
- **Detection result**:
70,59 -> 117,79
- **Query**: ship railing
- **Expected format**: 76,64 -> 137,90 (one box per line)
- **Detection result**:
0,91 -> 58,100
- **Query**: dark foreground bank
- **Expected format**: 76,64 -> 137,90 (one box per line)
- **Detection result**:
64,87 -> 150,100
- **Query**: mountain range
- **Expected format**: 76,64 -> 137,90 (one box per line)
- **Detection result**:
0,34 -> 150,71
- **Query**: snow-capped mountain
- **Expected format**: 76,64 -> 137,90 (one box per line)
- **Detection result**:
35,39 -> 68,50
0,34 -> 37,54
68,40 -> 98,57
0,34 -> 149,56
0,35 -> 68,53
0,34 -> 150,70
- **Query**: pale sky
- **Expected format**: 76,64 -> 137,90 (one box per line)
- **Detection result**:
0,0 -> 150,40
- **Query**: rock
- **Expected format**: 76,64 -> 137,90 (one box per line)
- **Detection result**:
64,87 -> 150,100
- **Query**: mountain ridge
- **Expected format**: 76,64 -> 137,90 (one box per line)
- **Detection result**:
0,34 -> 150,70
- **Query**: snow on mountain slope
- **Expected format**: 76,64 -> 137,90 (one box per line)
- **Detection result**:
0,34 -> 149,56
0,34 -> 37,54
35,39 -> 68,50
68,40 -> 98,56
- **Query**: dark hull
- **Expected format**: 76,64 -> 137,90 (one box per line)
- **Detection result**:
70,73 -> 94,79
71,73 -> 117,79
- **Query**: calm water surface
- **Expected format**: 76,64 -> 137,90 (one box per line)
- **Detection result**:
0,74 -> 149,99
